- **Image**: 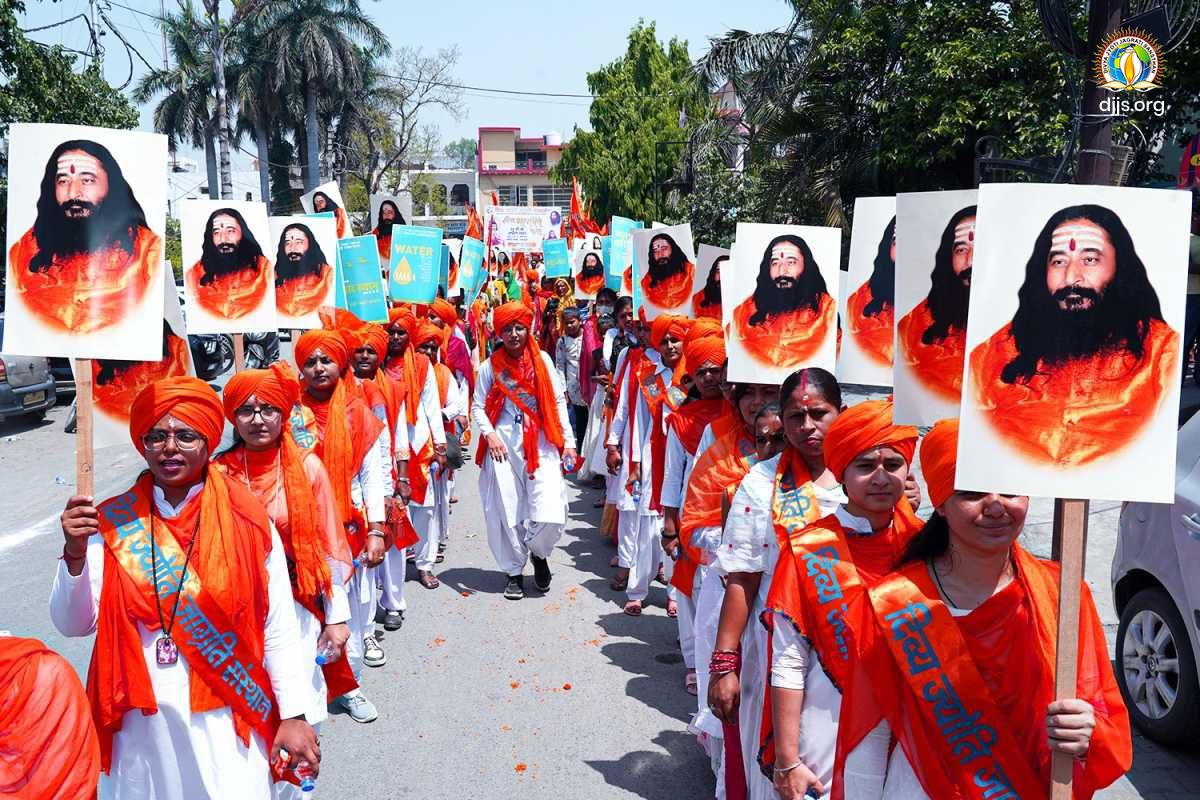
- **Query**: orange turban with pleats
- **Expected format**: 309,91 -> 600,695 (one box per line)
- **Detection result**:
493,301 -> 533,333
684,336 -> 726,371
823,399 -> 918,481
388,307 -> 418,337
129,376 -> 225,454
689,317 -> 723,340
295,330 -> 350,371
430,298 -> 458,327
413,321 -> 445,350
649,314 -> 691,349
221,362 -> 301,422
920,418 -> 960,507
360,325 -> 390,360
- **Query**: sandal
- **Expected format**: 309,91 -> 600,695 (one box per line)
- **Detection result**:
609,570 -> 628,591
667,599 -> 678,618
685,670 -> 698,695
418,570 -> 440,590
623,600 -> 643,616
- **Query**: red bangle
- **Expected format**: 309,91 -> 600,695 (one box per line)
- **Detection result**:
709,649 -> 741,676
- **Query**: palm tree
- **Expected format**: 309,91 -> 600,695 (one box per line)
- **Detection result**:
232,21 -> 282,211
133,1 -> 220,199
259,0 -> 389,191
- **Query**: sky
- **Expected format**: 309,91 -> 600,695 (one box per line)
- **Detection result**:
18,0 -> 793,166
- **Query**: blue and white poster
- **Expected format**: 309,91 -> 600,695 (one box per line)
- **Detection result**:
543,238 -> 571,278
337,235 -> 388,323
388,224 -> 442,304
460,236 -> 485,297
609,216 -> 638,282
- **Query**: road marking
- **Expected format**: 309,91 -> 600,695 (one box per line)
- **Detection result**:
0,511 -> 63,556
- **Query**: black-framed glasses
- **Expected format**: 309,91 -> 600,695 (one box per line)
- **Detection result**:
233,404 -> 283,423
141,429 -> 205,451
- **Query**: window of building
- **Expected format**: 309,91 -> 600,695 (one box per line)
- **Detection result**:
450,183 -> 470,205
532,185 -> 572,208
514,149 -> 546,169
495,185 -> 529,205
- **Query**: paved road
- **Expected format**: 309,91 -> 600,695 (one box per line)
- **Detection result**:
1,402 -> 1197,797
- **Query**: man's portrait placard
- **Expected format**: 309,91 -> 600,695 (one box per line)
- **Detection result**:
300,181 -> 351,239
838,197 -> 896,386
724,222 -> 841,383
573,237 -> 606,300
957,183 -> 1189,503
368,193 -> 413,264
692,244 -> 728,320
632,223 -> 697,317
893,189 -> 978,425
181,199 -> 276,335
270,215 -> 337,329
79,268 -> 194,449
3,123 -> 168,360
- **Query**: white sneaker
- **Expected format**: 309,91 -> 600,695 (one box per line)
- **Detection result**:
337,692 -> 378,723
363,635 -> 386,668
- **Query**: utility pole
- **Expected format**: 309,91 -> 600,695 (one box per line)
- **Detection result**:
88,0 -> 104,69
160,0 -> 169,69
1075,0 -> 1122,185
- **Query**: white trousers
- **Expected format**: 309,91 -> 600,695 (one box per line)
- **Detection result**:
435,470 -> 452,546
379,547 -> 407,613
625,514 -> 663,603
344,565 -> 377,681
676,568 -> 700,669
616,509 -> 638,569
411,505 -> 439,572
692,565 -> 727,740
486,516 -> 564,576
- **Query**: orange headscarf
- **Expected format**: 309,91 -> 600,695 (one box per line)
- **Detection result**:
414,321 -> 445,351
430,298 -> 458,328
294,329 -> 350,373
649,313 -> 691,349
919,417 -> 959,507
689,317 -> 723,341
221,362 -> 334,598
822,399 -> 918,481
683,335 -> 726,372
0,637 -> 100,799
493,300 -> 532,334
360,324 -> 390,361
128,376 -> 224,452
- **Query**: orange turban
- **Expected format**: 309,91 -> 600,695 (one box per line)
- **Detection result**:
920,418 -> 960,508
823,399 -> 919,481
430,298 -> 458,327
689,317 -> 723,340
295,329 -> 350,371
413,321 -> 445,349
360,324 -> 389,360
319,307 -> 365,332
493,301 -> 533,333
387,307 -> 418,337
129,376 -> 224,454
221,362 -> 301,423
649,314 -> 691,348
684,336 -> 726,371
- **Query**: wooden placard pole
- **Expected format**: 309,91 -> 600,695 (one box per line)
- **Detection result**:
233,333 -> 246,372
73,358 -> 95,499
1049,497 -> 1089,800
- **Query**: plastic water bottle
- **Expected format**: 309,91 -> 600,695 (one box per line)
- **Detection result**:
630,479 -> 642,503
315,640 -> 336,666
295,761 -> 316,797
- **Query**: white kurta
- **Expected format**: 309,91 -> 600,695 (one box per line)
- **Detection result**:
471,352 -> 576,575
714,457 -> 846,800
49,484 -> 311,800
769,506 -> 879,800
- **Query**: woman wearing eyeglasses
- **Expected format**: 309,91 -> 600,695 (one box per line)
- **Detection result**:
52,377 -> 320,799
214,363 -> 357,742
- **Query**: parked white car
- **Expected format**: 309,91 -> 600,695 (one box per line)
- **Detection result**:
1112,410 -> 1200,745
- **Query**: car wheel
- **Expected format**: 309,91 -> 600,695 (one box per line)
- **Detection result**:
1116,587 -> 1200,746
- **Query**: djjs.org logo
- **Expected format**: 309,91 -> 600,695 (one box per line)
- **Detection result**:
1094,29 -> 1167,117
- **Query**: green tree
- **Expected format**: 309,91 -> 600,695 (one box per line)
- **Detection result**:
408,173 -> 450,218
133,1 -> 221,200
443,137 -> 477,168
259,0 -> 388,191
0,2 -> 138,265
164,217 -> 183,281
551,21 -> 709,223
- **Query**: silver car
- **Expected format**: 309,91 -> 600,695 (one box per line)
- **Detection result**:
1112,411 -> 1200,745
0,316 -> 57,422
